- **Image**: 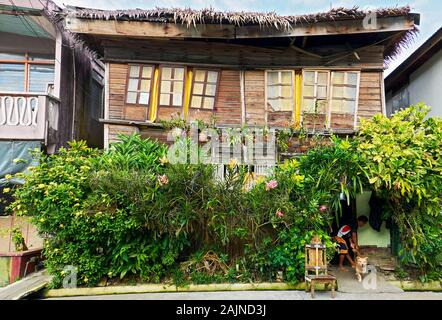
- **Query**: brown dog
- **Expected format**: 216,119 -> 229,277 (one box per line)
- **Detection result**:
355,256 -> 368,282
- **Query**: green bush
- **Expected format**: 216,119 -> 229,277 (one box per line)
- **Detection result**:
10,105 -> 441,287
10,137 -> 179,287
357,104 -> 442,276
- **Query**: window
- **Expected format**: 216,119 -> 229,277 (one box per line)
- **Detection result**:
0,53 -> 54,92
190,69 -> 219,110
126,64 -> 154,105
330,71 -> 359,113
0,64 -> 25,92
29,65 -> 55,92
159,66 -> 185,107
302,70 -> 329,114
266,71 -> 294,112
392,87 -> 409,114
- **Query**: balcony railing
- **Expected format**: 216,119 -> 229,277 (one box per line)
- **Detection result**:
0,93 -> 59,144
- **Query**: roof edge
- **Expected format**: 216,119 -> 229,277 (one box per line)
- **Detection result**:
385,27 -> 442,92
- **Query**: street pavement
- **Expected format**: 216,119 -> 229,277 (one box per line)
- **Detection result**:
45,290 -> 442,300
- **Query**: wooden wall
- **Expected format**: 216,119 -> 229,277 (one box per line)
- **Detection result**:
108,63 -> 128,120
58,33 -> 104,150
106,124 -> 139,146
104,39 -> 384,69
106,63 -> 384,124
211,70 -> 241,126
105,62 -> 385,147
244,71 -> 266,126
357,71 -> 384,125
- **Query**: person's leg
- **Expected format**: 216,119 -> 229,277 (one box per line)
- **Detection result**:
338,254 -> 348,272
346,254 -> 355,268
336,237 -> 349,271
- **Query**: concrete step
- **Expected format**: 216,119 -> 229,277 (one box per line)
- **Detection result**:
0,269 -> 50,300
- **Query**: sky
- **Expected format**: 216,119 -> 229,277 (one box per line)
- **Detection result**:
53,0 -> 442,76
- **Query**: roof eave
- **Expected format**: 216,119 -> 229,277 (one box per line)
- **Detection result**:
385,27 -> 442,92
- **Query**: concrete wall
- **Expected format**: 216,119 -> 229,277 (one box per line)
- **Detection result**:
355,191 -> 390,248
408,50 -> 442,117
386,50 -> 442,117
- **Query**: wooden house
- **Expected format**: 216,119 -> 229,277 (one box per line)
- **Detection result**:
62,6 -> 419,153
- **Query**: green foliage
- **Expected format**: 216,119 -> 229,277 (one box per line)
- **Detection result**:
357,104 -> 442,276
267,228 -> 334,283
11,227 -> 27,252
10,138 -> 179,287
9,104 -> 442,286
299,137 -> 366,223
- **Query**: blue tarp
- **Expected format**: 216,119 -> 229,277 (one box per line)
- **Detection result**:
0,141 -> 41,186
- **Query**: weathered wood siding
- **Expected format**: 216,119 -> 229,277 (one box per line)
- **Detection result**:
157,106 -> 182,122
104,39 -> 384,69
357,71 -> 384,124
244,71 -> 266,126
105,65 -> 386,146
107,124 -> 139,145
212,70 -> 241,126
108,63 -> 127,120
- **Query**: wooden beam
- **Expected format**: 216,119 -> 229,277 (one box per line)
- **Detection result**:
65,17 -> 236,38
289,45 -> 323,59
0,4 -> 42,16
65,15 -> 416,39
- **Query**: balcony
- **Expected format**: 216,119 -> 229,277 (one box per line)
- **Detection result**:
0,93 -> 59,144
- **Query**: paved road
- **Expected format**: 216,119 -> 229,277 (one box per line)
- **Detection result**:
46,290 -> 442,300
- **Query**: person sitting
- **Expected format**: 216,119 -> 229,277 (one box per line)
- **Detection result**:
333,215 -> 368,272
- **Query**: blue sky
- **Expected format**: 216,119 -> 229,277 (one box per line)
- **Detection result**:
54,0 -> 442,75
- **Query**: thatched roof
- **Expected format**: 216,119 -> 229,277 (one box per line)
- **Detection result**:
65,5 -> 413,30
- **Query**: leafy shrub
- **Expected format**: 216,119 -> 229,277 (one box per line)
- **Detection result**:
357,104 -> 442,275
267,228 -> 334,283
10,138 -> 178,287
11,105 -> 441,287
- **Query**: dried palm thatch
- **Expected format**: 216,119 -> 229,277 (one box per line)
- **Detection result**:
38,0 -> 101,60
65,5 -> 413,30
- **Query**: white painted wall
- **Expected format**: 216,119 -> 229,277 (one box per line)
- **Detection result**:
408,50 -> 442,117
386,50 -> 442,117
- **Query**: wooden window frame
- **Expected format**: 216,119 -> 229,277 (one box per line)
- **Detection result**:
301,69 -> 330,115
329,71 -> 360,113
190,68 -> 220,111
0,52 -> 55,92
124,63 -> 155,107
301,69 -> 361,129
329,71 -> 361,129
158,65 -> 186,108
265,70 -> 295,113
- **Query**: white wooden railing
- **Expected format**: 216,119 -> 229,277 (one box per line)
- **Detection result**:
0,93 -> 59,143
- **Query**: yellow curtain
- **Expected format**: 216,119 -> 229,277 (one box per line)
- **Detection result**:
184,69 -> 193,120
294,71 -> 303,127
149,67 -> 160,122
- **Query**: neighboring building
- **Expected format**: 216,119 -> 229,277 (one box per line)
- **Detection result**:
385,27 -> 441,116
0,0 -> 104,210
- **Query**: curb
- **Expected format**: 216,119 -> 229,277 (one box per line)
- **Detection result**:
43,280 -> 441,298
387,280 -> 442,291
44,282 -> 331,298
